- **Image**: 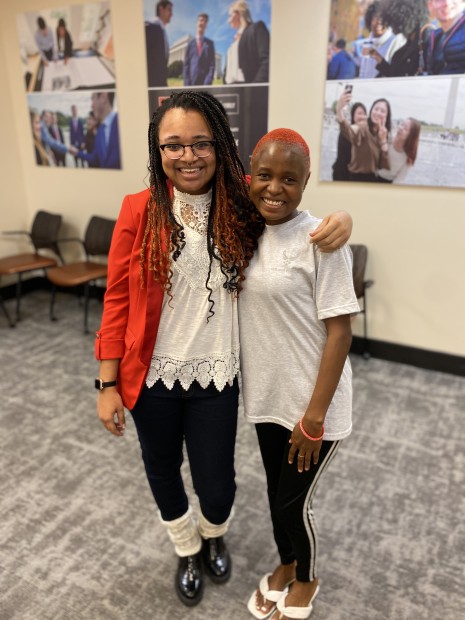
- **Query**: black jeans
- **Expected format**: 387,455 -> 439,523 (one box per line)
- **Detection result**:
131,378 -> 239,524
256,423 -> 340,582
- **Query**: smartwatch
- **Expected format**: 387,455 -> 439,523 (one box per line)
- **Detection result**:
95,378 -> 118,390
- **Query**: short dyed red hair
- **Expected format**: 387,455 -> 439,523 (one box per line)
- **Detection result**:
251,128 -> 311,173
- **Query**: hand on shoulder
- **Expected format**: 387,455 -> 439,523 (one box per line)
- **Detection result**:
309,211 -> 352,252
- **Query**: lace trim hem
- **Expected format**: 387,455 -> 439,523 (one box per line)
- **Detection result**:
146,350 -> 240,391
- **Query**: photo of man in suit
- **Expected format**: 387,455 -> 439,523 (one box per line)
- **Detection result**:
69,105 -> 85,167
48,112 -> 66,166
427,0 -> 465,75
77,92 -> 121,169
183,13 -> 216,86
40,109 -> 72,160
145,0 -> 173,87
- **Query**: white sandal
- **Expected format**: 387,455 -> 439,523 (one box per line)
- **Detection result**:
275,584 -> 320,619
247,573 -> 293,619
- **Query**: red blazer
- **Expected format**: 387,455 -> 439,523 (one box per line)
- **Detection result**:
95,187 -> 167,409
97,178 -> 252,409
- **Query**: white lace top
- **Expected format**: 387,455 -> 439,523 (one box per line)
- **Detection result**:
146,188 -> 240,391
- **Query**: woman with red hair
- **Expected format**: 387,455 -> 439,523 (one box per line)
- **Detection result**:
243,129 -> 359,620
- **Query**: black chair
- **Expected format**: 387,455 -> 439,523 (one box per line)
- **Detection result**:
350,244 -> 374,359
46,216 -> 116,334
0,210 -> 63,326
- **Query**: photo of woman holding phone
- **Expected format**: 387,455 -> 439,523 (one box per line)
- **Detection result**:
335,88 -> 391,182
332,95 -> 367,181
320,0 -> 465,189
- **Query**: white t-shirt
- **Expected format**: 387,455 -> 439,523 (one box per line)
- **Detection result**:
238,211 -> 360,440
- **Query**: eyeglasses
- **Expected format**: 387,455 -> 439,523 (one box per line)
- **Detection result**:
159,140 -> 216,160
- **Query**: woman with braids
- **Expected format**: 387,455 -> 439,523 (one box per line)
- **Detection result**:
242,129 -> 359,620
95,91 -> 352,608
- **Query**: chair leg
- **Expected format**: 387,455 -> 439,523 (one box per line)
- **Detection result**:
362,291 -> 370,360
15,273 -> 23,322
0,295 -> 15,328
50,285 -> 58,321
83,282 -> 90,334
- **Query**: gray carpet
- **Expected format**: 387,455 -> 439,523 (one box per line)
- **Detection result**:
1,291 -> 464,620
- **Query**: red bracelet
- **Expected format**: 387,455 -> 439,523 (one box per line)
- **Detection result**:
299,419 -> 324,441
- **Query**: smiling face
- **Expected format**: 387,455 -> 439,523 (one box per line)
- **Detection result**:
91,93 -> 111,122
395,119 -> 412,144
370,100 -> 388,125
228,9 -> 241,29
353,105 -> 367,124
428,0 -> 462,25
250,142 -> 310,226
371,15 -> 386,37
158,108 -> 217,195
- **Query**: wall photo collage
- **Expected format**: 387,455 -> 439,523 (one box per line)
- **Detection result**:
321,0 -> 465,189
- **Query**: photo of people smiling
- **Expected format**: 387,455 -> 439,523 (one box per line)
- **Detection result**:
322,0 -> 465,188
327,0 -> 465,80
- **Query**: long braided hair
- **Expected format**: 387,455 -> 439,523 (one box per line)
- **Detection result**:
142,90 -> 264,316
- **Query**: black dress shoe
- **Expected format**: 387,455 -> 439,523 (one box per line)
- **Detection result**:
201,536 -> 231,583
175,552 -> 203,606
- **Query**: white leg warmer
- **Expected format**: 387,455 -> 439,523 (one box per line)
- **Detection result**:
198,507 -> 235,539
159,506 -> 202,557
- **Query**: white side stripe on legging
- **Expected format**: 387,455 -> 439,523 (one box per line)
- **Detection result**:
302,440 -> 341,581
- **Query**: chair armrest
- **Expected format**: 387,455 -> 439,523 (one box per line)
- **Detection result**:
56,237 -> 86,252
56,237 -> 84,245
1,230 -> 31,237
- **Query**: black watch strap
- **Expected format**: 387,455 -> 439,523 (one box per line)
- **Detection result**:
95,378 -> 118,390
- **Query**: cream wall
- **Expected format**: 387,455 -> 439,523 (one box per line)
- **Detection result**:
1,0 -> 464,358
0,27 -> 29,254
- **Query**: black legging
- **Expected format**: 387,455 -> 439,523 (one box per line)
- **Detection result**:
131,378 -> 239,524
256,423 -> 340,582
